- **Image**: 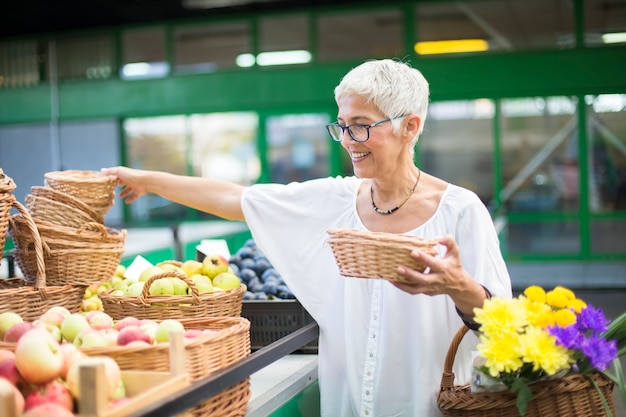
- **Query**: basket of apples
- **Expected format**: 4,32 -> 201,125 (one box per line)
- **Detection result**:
99,257 -> 246,321
0,307 -> 188,417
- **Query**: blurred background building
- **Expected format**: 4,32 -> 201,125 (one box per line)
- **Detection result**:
1,0 -> 625,289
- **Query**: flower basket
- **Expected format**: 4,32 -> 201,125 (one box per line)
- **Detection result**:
9,214 -> 125,286
0,204 -> 85,320
99,270 -> 246,320
437,326 -> 617,417
80,316 -> 251,417
326,228 -> 438,283
44,170 -> 117,217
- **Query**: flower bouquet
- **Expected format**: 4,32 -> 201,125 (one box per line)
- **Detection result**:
468,285 -> 626,416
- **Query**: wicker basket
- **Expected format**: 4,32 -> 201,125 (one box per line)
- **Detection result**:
25,193 -> 103,228
0,168 -> 17,254
1,205 -> 86,320
100,270 -> 246,320
9,214 -> 125,287
44,169 -> 117,216
80,316 -> 251,417
326,228 -> 439,283
32,218 -> 127,249
29,185 -> 104,224
437,326 -> 617,417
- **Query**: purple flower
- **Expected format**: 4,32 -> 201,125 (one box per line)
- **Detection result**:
549,324 -> 584,350
581,335 -> 618,371
577,306 -> 610,333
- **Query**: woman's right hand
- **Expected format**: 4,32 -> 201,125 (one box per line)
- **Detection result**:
101,166 -> 148,204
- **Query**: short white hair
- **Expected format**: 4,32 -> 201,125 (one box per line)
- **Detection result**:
334,59 -> 430,149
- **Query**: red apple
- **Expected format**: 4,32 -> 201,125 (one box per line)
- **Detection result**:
0,312 -> 23,340
0,376 -> 25,414
117,325 -> 151,346
87,311 -> 114,330
3,321 -> 33,343
114,316 -> 142,331
36,310 -> 66,329
184,329 -> 204,339
14,328 -> 65,385
0,357 -> 25,388
24,379 -> 73,412
0,349 -> 15,362
101,328 -> 120,346
22,402 -> 75,417
58,343 -> 87,380
201,254 -> 229,278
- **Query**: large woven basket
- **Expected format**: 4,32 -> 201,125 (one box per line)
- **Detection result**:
80,316 -> 251,417
9,214 -> 125,286
1,204 -> 85,320
44,169 -> 117,216
99,270 -> 246,320
0,168 -> 17,254
326,228 -> 439,283
437,326 -> 617,417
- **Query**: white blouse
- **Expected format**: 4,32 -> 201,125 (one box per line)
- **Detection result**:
241,176 -> 512,417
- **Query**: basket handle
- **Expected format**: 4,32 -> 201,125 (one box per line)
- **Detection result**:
77,222 -> 109,238
8,200 -> 47,289
440,326 -> 470,390
139,270 -> 201,304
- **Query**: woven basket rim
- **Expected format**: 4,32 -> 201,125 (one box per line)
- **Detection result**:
26,193 -> 103,224
29,185 -> 104,221
327,228 -> 439,246
44,169 -> 117,184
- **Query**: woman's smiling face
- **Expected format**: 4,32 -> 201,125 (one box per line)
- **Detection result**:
336,94 -> 404,179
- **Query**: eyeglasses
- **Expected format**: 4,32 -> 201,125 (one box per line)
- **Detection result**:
326,115 -> 408,143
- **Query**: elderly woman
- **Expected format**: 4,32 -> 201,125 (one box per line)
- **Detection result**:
103,58 -> 511,416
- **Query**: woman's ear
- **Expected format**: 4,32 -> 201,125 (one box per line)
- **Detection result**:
404,114 -> 421,139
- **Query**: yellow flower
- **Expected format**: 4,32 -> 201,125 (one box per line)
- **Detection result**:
518,326 -> 572,375
477,333 -> 525,377
522,297 -> 556,328
567,298 -> 587,313
554,308 -> 577,327
523,285 -> 546,303
474,297 -> 528,336
546,287 -> 572,309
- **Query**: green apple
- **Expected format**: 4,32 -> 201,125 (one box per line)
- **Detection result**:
181,260 -> 204,277
202,255 -> 229,279
159,263 -> 185,276
155,319 -> 185,343
61,313 -> 90,343
169,277 -> 189,295
190,274 -> 213,294
149,278 -> 175,295
0,311 -> 23,340
114,279 -> 131,293
138,266 -> 164,283
114,264 -> 126,278
124,281 -> 145,297
212,272 -> 241,291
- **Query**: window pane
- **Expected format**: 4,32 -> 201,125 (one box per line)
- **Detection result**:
174,22 -> 250,73
507,221 -> 580,254
420,99 -> 495,204
260,14 -> 308,52
584,0 -> 626,48
123,116 -> 187,221
57,35 -> 114,80
416,0 -> 575,54
587,94 -> 626,212
317,9 -> 403,62
121,27 -> 168,80
266,113 -> 330,183
590,219 -> 626,253
189,112 -> 260,186
500,96 -> 579,212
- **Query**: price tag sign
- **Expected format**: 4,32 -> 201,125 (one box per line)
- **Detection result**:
196,239 -> 231,261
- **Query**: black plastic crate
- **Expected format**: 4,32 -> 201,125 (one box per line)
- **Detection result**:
241,299 -> 318,353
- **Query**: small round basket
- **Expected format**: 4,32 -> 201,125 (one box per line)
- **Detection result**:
44,170 -> 117,216
80,316 -> 251,417
1,205 -> 86,320
99,270 -> 246,320
437,326 -> 616,417
326,228 -> 439,283
25,193 -> 103,228
29,185 -> 104,224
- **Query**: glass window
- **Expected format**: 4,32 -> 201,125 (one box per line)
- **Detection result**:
500,96 -> 579,213
420,99 -> 495,204
259,14 -> 308,53
189,112 -> 260,186
317,9 -> 403,62
174,22 -> 250,73
123,116 -> 187,221
586,94 -> 626,212
584,0 -> 626,47
0,39 -> 41,88
266,113 -> 330,183
507,221 -> 580,254
590,219 -> 626,253
121,27 -> 169,80
57,34 -> 114,80
415,0 -> 575,54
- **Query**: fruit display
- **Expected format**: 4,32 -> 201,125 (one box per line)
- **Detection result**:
228,238 -> 295,301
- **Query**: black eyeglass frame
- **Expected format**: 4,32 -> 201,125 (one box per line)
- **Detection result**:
325,114 -> 408,143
